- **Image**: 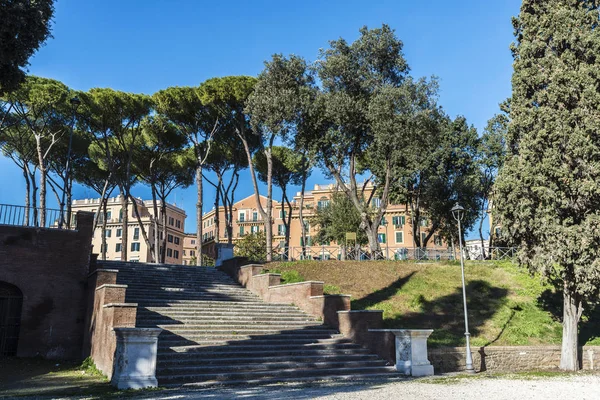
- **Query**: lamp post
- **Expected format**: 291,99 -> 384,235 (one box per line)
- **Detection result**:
451,202 -> 475,373
58,96 -> 81,228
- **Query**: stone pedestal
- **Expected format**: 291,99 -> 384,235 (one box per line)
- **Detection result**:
215,243 -> 235,267
370,329 -> 434,376
111,328 -> 162,389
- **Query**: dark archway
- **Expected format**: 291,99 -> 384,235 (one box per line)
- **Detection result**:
0,281 -> 23,356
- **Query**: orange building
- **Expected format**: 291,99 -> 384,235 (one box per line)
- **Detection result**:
200,183 -> 447,260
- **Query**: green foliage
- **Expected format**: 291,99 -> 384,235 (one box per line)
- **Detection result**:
280,270 -> 304,284
312,192 -> 368,246
254,146 -> 304,189
79,357 -> 105,378
323,284 -> 342,295
234,231 -> 267,262
494,1 -> 600,367
0,0 -> 55,93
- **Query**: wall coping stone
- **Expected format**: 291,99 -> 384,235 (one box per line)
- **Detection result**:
103,303 -> 138,308
269,281 -> 324,289
338,310 -> 383,314
370,329 -> 434,338
88,269 -> 119,278
310,295 -> 351,299
254,273 -> 282,278
96,284 -> 127,291
240,264 -> 264,270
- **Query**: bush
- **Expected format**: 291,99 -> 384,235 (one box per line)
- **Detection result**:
234,231 -> 267,262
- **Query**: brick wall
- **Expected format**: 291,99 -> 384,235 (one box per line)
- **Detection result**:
430,346 -> 600,373
0,212 -> 94,359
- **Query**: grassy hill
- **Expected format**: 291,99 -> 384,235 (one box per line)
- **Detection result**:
265,260 -> 600,348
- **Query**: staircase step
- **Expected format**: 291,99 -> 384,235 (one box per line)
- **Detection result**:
158,342 -> 364,355
158,353 -> 380,366
157,366 -> 397,384
158,337 -> 352,348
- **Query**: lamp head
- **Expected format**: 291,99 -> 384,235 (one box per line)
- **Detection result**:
451,202 -> 465,221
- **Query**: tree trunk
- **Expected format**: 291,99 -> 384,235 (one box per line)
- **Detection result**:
151,186 -> 160,264
22,167 -> 30,225
560,288 -> 582,371
120,192 -> 128,261
365,224 -> 379,259
479,202 -> 487,260
161,197 -> 168,264
264,147 -> 274,262
129,194 -> 155,263
299,161 -> 308,259
214,184 -> 220,245
196,165 -> 203,266
101,199 -> 108,261
27,166 -> 38,226
66,177 -> 73,228
36,138 -> 47,227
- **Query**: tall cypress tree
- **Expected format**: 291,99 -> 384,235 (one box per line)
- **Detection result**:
495,0 -> 600,370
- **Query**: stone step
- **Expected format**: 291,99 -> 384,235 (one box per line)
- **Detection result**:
136,314 -> 317,323
165,372 -> 403,388
158,337 -> 350,348
126,294 -> 260,301
157,353 -> 379,366
157,328 -> 337,336
158,332 -> 339,343
158,359 -> 388,375
138,303 -> 304,311
158,341 -> 363,355
120,283 -> 244,289
137,321 -> 323,328
157,365 -> 397,384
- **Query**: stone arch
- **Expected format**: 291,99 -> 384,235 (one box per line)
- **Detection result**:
0,281 -> 23,356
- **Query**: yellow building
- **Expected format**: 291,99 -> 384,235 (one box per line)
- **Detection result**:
71,195 -> 186,263
200,183 -> 446,260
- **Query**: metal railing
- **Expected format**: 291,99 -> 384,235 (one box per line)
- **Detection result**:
262,245 -> 518,262
0,204 -> 76,230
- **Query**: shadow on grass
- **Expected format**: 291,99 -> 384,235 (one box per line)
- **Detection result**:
354,277 -> 509,347
352,272 -> 416,310
537,289 -> 600,345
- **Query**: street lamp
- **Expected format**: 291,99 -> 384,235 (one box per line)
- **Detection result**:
451,202 -> 475,374
58,96 -> 81,228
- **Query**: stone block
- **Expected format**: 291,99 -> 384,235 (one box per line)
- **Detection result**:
111,328 -> 162,390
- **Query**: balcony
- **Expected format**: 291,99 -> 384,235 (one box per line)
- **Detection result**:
236,219 -> 265,224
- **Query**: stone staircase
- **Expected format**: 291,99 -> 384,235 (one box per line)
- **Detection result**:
98,261 -> 398,386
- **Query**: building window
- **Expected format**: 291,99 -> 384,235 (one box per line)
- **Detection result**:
183,250 -> 186,256
167,248 -> 173,257
251,225 -> 259,234
279,210 -> 287,219
176,220 -> 181,228
239,226 -> 244,236
378,233 -> 386,244
169,217 -> 174,226
252,211 -> 258,221
372,197 -> 381,208
191,239 -> 196,245
105,229 -> 112,238
174,237 -> 180,245
278,224 -> 286,236
118,209 -> 122,222
115,243 -> 122,252
392,216 -> 405,227
420,217 -> 428,227
395,231 -> 404,244
131,242 -> 140,252
116,228 -> 122,237
434,235 -> 442,246
107,210 -> 112,220
174,250 -> 179,259
421,232 -> 427,244
190,250 -> 195,257
133,227 -> 139,240
239,212 -> 245,222
168,234 -> 173,243
300,236 -> 312,246
317,197 -> 330,210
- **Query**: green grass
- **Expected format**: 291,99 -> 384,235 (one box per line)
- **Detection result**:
266,259 -> 600,347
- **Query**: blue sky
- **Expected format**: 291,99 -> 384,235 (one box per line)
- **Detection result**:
0,0 -> 522,239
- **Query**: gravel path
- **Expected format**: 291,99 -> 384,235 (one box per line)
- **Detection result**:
133,375 -> 600,400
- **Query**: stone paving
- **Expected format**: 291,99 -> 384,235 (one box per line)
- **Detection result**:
120,375 -> 600,400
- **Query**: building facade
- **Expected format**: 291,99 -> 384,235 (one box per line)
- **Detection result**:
71,195 -> 186,263
200,183 -> 447,260
182,233 -> 198,265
